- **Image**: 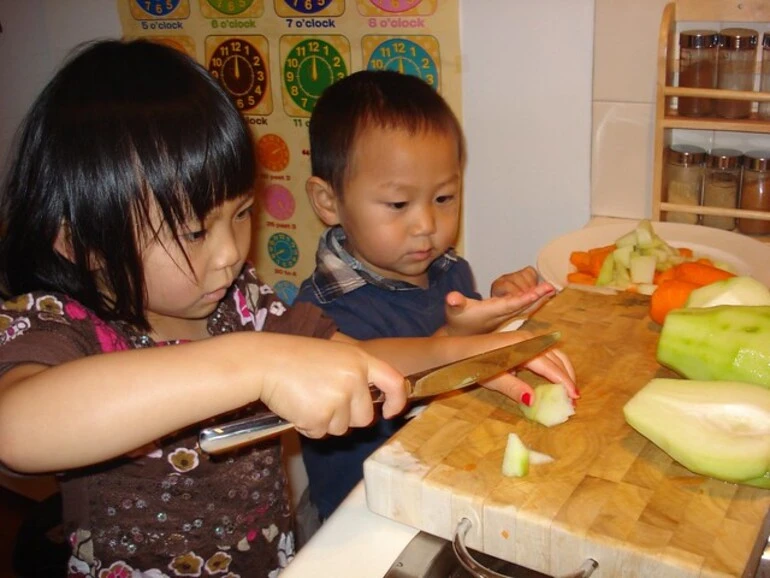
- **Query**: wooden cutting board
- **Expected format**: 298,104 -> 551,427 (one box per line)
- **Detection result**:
363,288 -> 770,578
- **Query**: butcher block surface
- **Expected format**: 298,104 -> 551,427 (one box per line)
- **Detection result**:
363,288 -> 770,578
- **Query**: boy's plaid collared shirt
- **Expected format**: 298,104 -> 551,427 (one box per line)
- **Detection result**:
308,226 -> 458,305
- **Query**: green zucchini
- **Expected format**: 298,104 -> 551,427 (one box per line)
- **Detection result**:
624,378 -> 770,486
656,305 -> 770,388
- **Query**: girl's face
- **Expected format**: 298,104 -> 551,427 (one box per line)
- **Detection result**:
141,193 -> 254,341
334,126 -> 462,288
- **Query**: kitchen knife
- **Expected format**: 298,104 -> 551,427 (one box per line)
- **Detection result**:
198,331 -> 560,454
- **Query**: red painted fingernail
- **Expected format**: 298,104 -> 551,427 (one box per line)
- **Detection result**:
521,392 -> 532,407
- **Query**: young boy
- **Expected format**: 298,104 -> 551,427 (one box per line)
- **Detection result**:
295,70 -> 573,521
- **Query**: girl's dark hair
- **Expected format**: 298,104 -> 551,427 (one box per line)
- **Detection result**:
0,39 -> 255,329
308,70 -> 466,197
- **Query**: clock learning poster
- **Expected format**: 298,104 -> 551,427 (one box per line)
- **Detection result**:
117,0 -> 461,305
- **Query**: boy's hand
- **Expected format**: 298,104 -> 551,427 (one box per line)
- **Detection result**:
491,266 -> 544,297
442,280 -> 555,336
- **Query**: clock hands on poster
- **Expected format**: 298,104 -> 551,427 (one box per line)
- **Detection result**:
208,37 -> 271,112
364,36 -> 439,90
282,37 -> 349,116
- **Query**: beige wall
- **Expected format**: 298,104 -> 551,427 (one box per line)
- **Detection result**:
591,0 -> 770,220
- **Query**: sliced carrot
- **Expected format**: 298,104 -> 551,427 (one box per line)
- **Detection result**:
587,246 -> 615,277
649,279 -> 701,325
654,267 -> 677,285
566,271 -> 597,285
588,244 -> 616,255
677,247 -> 694,258
569,251 -> 592,274
695,257 -> 715,266
670,261 -> 734,286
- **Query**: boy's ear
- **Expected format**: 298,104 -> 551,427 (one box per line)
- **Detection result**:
306,176 -> 341,226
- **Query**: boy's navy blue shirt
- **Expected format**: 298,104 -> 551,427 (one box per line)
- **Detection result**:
295,226 -> 481,519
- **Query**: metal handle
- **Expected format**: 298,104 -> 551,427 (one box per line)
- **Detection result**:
198,383 -> 387,455
199,413 -> 294,454
453,518 -> 598,578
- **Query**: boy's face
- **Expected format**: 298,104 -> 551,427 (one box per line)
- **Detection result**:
334,126 -> 462,288
140,193 -> 254,341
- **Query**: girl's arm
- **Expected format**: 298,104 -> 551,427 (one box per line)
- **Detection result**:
0,332 -> 406,474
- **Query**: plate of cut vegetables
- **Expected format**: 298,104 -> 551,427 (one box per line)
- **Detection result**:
537,220 -> 770,293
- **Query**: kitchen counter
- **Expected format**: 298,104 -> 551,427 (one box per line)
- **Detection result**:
282,482 -> 417,577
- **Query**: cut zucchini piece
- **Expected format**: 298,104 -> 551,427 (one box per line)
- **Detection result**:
502,433 -> 529,477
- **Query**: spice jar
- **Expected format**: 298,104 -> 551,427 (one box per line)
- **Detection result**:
759,33 -> 770,120
702,148 -> 742,230
663,145 -> 706,225
678,29 -> 719,117
716,28 -> 759,119
738,150 -> 770,235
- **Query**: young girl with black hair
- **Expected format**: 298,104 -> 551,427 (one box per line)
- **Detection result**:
0,39 -> 575,577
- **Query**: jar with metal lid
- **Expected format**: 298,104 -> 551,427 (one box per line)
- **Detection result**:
663,145 -> 706,225
678,29 -> 719,117
702,148 -> 742,230
759,33 -> 770,120
716,28 -> 759,119
738,150 -> 770,235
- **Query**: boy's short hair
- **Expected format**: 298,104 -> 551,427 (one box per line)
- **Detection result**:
308,70 -> 466,197
0,39 -> 255,329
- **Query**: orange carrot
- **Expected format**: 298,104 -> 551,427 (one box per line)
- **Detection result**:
670,261 -> 734,286
677,247 -> 694,258
566,271 -> 597,285
653,267 -> 677,285
649,279 -> 701,325
587,245 -> 615,277
569,251 -> 592,274
588,244 -> 616,255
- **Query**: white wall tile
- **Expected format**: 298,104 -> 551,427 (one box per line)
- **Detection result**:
593,0 -> 669,104
591,101 -> 654,218
461,0 -> 594,291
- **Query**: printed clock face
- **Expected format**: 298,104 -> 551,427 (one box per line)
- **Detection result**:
369,0 -> 422,12
282,0 -> 329,13
257,134 -> 291,173
134,0 -> 183,16
208,38 -> 268,112
283,38 -> 348,114
263,184 -> 296,219
206,0 -> 255,15
366,37 -> 439,90
273,280 -> 299,305
268,233 -> 299,269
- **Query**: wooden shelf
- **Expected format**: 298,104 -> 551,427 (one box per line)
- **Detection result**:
651,0 -> 770,242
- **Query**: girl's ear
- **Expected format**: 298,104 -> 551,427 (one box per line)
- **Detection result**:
53,224 -> 75,263
54,224 -> 102,270
306,176 -> 341,226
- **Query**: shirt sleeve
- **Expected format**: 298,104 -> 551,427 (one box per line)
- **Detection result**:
239,265 -> 338,340
0,293 -> 104,377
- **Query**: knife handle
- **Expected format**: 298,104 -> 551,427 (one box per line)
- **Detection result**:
199,382 -> 391,455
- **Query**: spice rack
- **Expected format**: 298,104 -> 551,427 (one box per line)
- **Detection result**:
651,0 -> 770,242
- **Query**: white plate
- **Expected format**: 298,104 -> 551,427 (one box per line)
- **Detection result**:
537,221 -> 770,290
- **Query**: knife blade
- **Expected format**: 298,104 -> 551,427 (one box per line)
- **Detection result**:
402,331 -> 560,399
198,331 -> 560,454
